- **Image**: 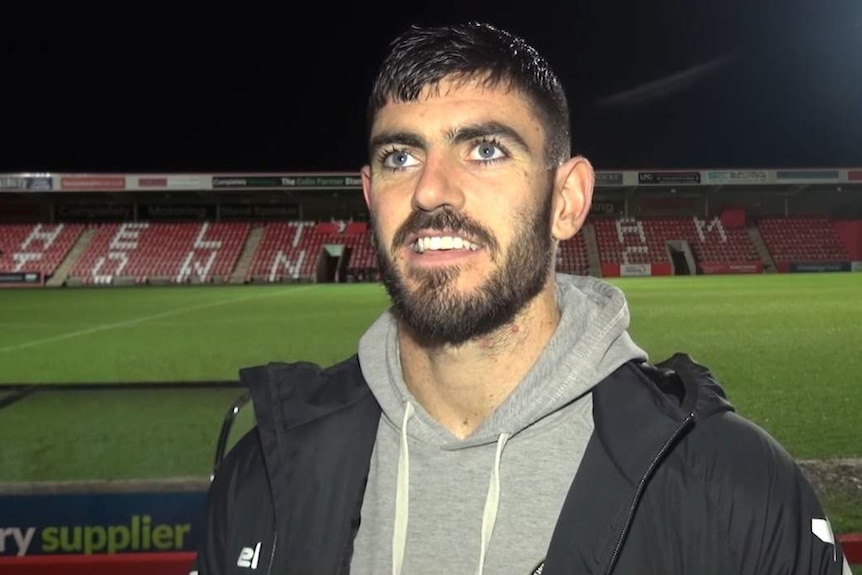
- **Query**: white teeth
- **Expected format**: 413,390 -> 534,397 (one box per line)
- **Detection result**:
413,235 -> 478,253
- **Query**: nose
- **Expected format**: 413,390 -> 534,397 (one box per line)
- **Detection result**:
411,153 -> 465,213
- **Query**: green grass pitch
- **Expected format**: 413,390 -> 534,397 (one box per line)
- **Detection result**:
0,274 -> 860,533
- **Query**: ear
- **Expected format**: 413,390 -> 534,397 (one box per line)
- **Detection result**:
550,156 -> 594,241
361,165 -> 372,209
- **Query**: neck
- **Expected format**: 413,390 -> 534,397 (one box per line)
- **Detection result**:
398,279 -> 560,439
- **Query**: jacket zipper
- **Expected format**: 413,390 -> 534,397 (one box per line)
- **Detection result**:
602,412 -> 696,575
266,531 -> 278,575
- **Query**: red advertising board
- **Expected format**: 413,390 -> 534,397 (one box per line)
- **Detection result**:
848,170 -> 862,182
601,263 -> 620,278
138,177 -> 168,188
700,262 -> 763,274
0,552 -> 195,575
60,176 -> 126,191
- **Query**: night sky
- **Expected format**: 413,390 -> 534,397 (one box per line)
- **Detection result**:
2,0 -> 861,174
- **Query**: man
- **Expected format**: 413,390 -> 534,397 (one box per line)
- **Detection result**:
195,22 -> 851,575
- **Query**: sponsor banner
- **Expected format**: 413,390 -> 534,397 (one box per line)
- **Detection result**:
851,261 -> 862,272
620,263 -> 651,277
128,175 -> 212,191
0,271 -> 42,287
137,177 -> 167,188
57,204 -> 133,222
281,175 -> 362,188
789,261 -> 851,273
775,170 -> 840,182
0,492 -> 205,556
141,204 -> 215,221
60,176 -> 126,191
595,172 -> 623,186
0,176 -> 53,192
135,177 -> 168,189
848,170 -> 862,182
590,200 -> 624,217
638,171 -> 701,185
705,170 -> 770,185
220,203 -> 299,220
700,262 -> 763,274
212,174 -> 362,189
212,176 -> 283,188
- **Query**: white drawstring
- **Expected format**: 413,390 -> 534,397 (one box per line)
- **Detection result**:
391,404 -> 510,575
392,402 -> 414,575
476,433 -> 510,575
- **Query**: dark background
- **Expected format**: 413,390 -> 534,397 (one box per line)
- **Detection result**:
2,0 -> 860,173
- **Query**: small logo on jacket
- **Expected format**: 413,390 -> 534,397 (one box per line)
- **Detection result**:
237,542 -> 262,569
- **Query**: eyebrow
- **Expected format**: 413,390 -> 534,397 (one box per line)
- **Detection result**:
369,121 -> 533,158
447,121 -> 532,155
369,131 -> 427,154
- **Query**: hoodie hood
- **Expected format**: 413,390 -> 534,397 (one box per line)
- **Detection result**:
357,273 -> 648,447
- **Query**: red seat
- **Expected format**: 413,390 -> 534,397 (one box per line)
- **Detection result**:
757,217 -> 850,264
592,217 -> 759,265
67,222 -> 249,285
0,223 -> 85,277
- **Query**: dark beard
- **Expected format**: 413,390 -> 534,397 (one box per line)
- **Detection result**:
373,191 -> 554,347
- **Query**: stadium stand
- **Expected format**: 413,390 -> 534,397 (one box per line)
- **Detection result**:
0,223 -> 84,278
65,221 -> 249,284
593,217 -> 759,265
757,217 -> 851,265
245,221 -> 315,282
246,220 -> 590,282
557,233 -> 590,275
346,229 -> 379,280
246,221 -> 369,282
0,216 -> 855,284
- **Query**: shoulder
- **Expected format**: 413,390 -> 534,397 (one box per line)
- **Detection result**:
628,353 -> 801,490
679,413 -> 846,572
682,410 -> 805,498
620,356 -> 811,519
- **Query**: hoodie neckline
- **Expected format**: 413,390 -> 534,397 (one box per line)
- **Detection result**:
358,274 -> 649,449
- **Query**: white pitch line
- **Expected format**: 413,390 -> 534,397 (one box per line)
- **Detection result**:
0,286 -> 314,354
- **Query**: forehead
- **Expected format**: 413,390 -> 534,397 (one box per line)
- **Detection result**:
371,77 -> 544,141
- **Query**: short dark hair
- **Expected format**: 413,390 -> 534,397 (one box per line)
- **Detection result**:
367,22 -> 571,166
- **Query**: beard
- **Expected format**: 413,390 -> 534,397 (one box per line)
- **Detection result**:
373,189 -> 555,347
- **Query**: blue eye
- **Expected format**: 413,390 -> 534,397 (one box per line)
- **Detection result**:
381,150 -> 419,169
470,140 -> 506,161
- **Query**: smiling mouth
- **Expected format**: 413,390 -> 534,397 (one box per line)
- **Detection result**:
410,234 -> 482,254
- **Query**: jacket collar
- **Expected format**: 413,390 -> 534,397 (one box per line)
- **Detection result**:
592,352 -> 733,485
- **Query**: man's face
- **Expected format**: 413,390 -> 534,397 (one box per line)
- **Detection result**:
362,78 -> 557,346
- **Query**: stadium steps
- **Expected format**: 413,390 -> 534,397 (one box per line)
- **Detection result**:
582,222 -> 602,277
228,224 -> 266,284
46,227 -> 98,287
747,225 -> 778,273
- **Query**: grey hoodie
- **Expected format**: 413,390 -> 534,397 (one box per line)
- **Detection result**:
351,274 -> 647,575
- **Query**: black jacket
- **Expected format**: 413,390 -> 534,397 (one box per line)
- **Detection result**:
194,353 -> 848,574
